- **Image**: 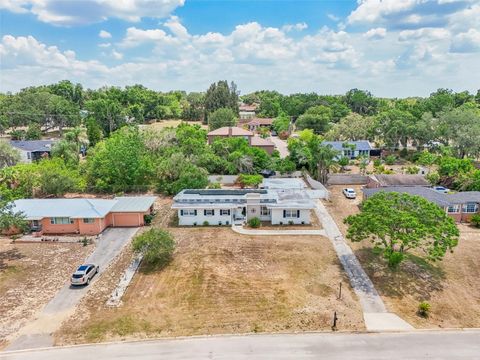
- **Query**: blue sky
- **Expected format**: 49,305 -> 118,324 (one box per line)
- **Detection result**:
1,0 -> 479,96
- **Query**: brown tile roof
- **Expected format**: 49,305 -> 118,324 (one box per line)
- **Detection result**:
239,104 -> 257,112
250,136 -> 275,147
246,118 -> 274,126
371,174 -> 429,187
207,127 -> 253,136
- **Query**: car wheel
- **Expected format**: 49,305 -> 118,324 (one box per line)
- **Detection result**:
86,278 -> 90,285
96,267 -> 99,274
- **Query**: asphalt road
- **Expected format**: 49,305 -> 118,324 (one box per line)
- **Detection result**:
5,227 -> 139,351
2,331 -> 479,360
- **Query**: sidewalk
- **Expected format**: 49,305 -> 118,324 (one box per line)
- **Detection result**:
231,225 -> 326,236
314,201 -> 413,331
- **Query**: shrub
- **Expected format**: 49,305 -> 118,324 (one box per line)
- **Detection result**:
385,155 -> 396,165
405,166 -> 419,175
470,214 -> 480,228
386,251 -> 404,269
418,301 -> 431,318
143,213 -> 154,225
10,129 -> 26,140
203,221 -> 209,226
237,174 -> 263,188
207,182 -> 221,189
25,123 -> 42,140
248,217 -> 261,228
278,131 -> 289,140
373,158 -> 382,167
288,220 -> 294,225
132,228 -> 175,266
399,148 -> 408,158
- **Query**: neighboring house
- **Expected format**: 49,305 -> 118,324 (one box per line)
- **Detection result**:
322,140 -> 372,159
10,196 -> 156,235
207,127 -> 275,154
261,178 -> 306,190
172,188 -> 316,226
366,174 -> 430,188
362,187 -> 480,223
245,118 -> 274,131
10,140 -> 56,163
239,104 -> 257,120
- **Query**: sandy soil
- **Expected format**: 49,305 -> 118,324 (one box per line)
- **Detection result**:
324,185 -> 480,329
0,240 -> 93,348
55,198 -> 364,345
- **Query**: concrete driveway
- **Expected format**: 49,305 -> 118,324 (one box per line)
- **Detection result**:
2,330 -> 479,360
269,136 -> 289,158
5,227 -> 139,351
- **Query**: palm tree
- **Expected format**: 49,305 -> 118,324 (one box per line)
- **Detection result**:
65,127 -> 89,157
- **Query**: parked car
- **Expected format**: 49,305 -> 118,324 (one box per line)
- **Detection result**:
271,130 -> 277,136
260,169 -> 276,178
71,264 -> 99,286
343,188 -> 357,199
433,186 -> 449,194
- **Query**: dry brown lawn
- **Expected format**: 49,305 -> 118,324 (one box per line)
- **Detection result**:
0,240 -> 93,348
143,120 -> 207,130
55,198 -> 363,345
325,185 -> 480,329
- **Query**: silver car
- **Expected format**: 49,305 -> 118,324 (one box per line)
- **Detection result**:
343,188 -> 357,199
71,264 -> 99,286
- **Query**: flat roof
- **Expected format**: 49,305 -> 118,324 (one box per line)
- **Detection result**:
183,189 -> 267,196
262,178 -> 306,190
322,140 -> 372,151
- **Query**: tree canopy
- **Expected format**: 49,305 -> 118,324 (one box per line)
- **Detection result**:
344,192 -> 459,268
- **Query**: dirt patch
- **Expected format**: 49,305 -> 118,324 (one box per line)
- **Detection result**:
325,185 -> 480,329
55,198 -> 363,345
0,240 -> 93,348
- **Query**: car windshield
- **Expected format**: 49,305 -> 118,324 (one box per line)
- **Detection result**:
72,274 -> 84,279
77,265 -> 89,271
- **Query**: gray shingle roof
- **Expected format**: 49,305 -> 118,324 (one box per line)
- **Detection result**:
10,140 -> 56,152
362,187 -> 480,207
322,140 -> 372,151
370,174 -> 430,187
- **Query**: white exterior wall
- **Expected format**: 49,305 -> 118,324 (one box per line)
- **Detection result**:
178,208 -> 233,226
270,209 -> 311,225
17,149 -> 31,163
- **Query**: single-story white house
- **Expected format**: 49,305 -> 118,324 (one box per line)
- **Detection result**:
322,140 -> 372,159
10,140 -> 56,163
172,188 -> 316,226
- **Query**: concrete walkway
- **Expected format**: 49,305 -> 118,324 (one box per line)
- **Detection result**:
314,201 -> 413,331
6,227 -> 139,351
231,224 -> 326,236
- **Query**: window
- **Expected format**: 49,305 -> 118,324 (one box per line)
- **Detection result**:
83,218 -> 95,224
204,209 -> 214,216
447,205 -> 460,213
50,217 -> 73,225
283,210 -> 299,218
462,203 -> 478,213
220,209 -> 230,216
27,152 -> 31,159
181,209 -> 197,216
260,206 -> 270,216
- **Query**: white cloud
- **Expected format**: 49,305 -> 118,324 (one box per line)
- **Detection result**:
111,49 -> 123,60
450,29 -> 480,53
99,30 -> 112,39
1,8 -> 480,98
0,0 -> 185,26
327,14 -> 340,22
282,22 -> 308,32
348,0 -> 419,24
364,27 -> 387,40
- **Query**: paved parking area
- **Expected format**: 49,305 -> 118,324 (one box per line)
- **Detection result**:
5,228 -> 139,351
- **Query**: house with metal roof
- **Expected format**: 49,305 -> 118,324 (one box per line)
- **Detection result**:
10,140 -> 57,163
10,196 -> 156,235
322,140 -> 373,159
362,187 -> 480,222
172,188 -> 317,226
